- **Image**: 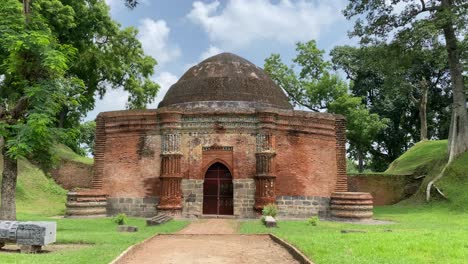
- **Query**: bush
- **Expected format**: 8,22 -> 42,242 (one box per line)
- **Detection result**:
307,216 -> 319,226
262,203 -> 278,217
113,213 -> 128,225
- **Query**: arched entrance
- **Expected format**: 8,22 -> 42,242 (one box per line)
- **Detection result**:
203,162 -> 233,215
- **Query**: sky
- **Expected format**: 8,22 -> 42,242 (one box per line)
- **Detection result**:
85,0 -> 358,121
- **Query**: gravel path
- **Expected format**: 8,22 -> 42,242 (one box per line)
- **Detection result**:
116,219 -> 300,264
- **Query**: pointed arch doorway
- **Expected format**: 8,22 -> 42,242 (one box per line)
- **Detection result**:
203,162 -> 234,215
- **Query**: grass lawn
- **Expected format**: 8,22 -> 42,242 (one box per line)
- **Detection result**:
240,205 -> 468,264
0,213 -> 188,264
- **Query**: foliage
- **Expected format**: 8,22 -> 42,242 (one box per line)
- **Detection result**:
331,43 -> 451,171
27,0 -> 159,151
113,213 -> 128,225
343,0 -> 468,161
61,121 -> 96,156
265,41 -> 388,171
262,203 -> 278,217
306,216 -> 319,226
0,0 -> 76,162
241,205 -> 468,264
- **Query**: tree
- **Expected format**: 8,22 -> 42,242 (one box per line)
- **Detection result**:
331,43 -> 451,171
44,0 -> 159,128
343,1 -> 468,198
264,41 -> 387,172
0,0 -> 77,219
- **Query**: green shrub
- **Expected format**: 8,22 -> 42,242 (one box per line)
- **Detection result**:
113,213 -> 128,225
307,216 -> 319,226
262,203 -> 278,217
261,216 -> 266,224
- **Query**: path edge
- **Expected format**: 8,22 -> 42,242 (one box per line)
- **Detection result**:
269,233 -> 314,264
110,234 -> 159,264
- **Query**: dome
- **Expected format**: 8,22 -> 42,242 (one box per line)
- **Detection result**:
158,53 -> 292,109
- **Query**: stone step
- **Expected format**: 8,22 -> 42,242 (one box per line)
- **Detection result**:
146,214 -> 173,226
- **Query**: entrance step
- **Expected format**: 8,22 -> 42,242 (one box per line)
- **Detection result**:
198,214 -> 237,219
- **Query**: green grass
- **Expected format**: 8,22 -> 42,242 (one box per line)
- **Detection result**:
1,156 -> 67,216
241,205 -> 468,264
382,140 -> 468,211
1,149 -> 187,264
385,140 -> 448,175
0,214 -> 188,264
53,144 -> 93,165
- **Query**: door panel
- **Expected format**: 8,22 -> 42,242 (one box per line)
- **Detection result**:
202,162 -> 233,215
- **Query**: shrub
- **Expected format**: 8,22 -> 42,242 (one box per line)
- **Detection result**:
307,216 -> 319,226
262,203 -> 278,217
261,216 -> 266,224
113,213 -> 128,225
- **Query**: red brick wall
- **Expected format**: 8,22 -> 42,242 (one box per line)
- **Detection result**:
182,133 -> 256,179
101,133 -> 162,198
275,132 -> 337,197
50,160 -> 93,190
93,109 -> 346,200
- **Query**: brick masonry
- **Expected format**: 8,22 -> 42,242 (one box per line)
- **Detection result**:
86,55 -> 348,219
276,196 -> 330,218
107,197 -> 158,217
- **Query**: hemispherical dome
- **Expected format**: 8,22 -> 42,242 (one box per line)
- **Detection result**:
158,53 -> 292,109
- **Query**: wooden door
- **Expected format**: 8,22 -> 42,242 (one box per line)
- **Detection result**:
203,163 -> 233,215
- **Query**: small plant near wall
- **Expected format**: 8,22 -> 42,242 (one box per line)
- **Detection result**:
261,203 -> 278,227
262,203 -> 278,217
113,213 -> 128,225
307,216 -> 319,226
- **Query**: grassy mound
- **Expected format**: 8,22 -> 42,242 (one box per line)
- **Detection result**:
0,156 -> 67,216
0,145 -> 93,216
53,144 -> 93,165
384,140 -> 467,211
385,140 -> 448,175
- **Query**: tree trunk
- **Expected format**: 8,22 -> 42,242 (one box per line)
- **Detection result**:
57,107 -> 68,128
441,0 -> 468,160
0,147 -> 18,220
427,0 -> 468,201
419,78 -> 428,141
357,150 -> 364,173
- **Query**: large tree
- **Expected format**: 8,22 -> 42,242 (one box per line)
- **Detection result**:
26,0 -> 159,155
0,0 -> 159,219
265,41 -> 387,172
344,0 -> 467,159
331,41 -> 451,170
0,0 -> 77,219
344,0 -> 467,198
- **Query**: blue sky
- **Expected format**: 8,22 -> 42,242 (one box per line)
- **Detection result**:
86,0 -> 357,120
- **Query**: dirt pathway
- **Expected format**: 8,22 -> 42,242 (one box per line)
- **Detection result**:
176,219 -> 238,234
116,219 -> 301,264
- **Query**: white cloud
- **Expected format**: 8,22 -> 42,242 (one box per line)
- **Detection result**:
187,0 -> 346,50
84,71 -> 178,120
84,88 -> 130,121
137,18 -> 181,67
147,71 -> 179,108
200,45 -> 223,60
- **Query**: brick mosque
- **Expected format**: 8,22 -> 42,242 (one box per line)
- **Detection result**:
67,53 -> 351,218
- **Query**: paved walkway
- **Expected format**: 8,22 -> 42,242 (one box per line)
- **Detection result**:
117,219 -> 300,264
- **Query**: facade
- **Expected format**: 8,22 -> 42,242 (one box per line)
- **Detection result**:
88,53 -> 347,218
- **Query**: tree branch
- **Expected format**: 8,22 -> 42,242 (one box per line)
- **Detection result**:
11,96 -> 29,120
